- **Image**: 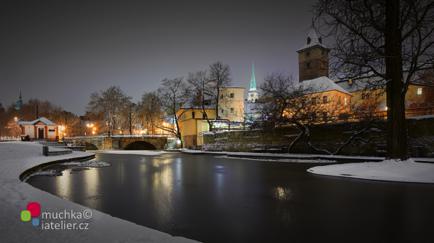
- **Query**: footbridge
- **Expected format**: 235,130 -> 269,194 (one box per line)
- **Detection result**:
64,135 -> 171,150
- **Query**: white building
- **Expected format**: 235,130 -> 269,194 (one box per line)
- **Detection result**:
18,117 -> 59,140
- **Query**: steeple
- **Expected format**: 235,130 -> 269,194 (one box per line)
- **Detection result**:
247,63 -> 258,103
249,63 -> 257,91
15,90 -> 23,111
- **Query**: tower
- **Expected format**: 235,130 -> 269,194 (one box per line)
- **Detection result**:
15,90 -> 23,111
297,29 -> 330,81
247,63 -> 258,102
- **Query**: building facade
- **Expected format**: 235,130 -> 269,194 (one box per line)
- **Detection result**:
296,29 -> 434,120
176,108 -> 217,148
218,87 -> 245,122
18,117 -> 59,140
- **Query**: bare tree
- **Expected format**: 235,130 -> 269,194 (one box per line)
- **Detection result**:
157,78 -> 190,146
258,74 -> 333,152
314,0 -> 434,160
137,92 -> 163,135
209,61 -> 232,118
187,70 -> 215,130
87,86 -> 131,137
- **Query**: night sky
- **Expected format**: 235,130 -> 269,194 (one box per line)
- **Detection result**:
0,0 -> 317,115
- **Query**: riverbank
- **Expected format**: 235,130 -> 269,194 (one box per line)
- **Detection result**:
0,142 -> 196,243
308,158 -> 434,183
181,149 -> 434,163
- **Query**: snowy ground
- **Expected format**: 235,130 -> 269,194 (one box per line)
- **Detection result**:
0,142 -> 196,243
308,159 -> 434,183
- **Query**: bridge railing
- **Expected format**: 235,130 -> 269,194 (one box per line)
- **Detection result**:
65,134 -> 174,139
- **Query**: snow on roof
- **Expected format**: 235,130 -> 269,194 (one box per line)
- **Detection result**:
299,76 -> 351,95
297,28 -> 328,52
18,117 -> 56,126
335,77 -> 386,92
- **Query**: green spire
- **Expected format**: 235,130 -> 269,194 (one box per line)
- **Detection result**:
15,90 -> 23,111
249,62 -> 257,91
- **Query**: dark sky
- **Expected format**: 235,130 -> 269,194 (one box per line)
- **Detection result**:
0,0 -> 317,115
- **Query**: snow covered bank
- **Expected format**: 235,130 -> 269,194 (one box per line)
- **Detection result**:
0,142 -> 196,243
219,155 -> 336,164
308,159 -> 434,183
182,149 -> 434,163
98,150 -> 166,156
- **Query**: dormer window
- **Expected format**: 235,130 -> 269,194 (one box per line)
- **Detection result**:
318,37 -> 322,44
307,37 -> 311,45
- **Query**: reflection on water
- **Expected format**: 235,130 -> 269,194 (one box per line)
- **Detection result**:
55,169 -> 71,199
28,153 -> 434,243
274,186 -> 292,201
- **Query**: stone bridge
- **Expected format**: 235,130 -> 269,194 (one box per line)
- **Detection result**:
65,135 -> 170,150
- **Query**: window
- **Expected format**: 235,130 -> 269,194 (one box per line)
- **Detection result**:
192,111 -> 195,119
311,97 -> 317,105
306,51 -> 310,57
306,62 -> 311,69
417,87 -> 423,95
230,107 -> 234,113
230,93 -> 234,98
323,96 -> 328,104
344,97 -> 348,106
220,94 -> 224,99
307,37 -> 311,44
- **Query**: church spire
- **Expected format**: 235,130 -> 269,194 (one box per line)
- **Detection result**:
249,62 -> 257,91
15,90 -> 23,111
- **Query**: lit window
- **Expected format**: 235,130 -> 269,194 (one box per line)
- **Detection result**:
323,96 -> 328,104
344,97 -> 348,105
417,87 -> 423,95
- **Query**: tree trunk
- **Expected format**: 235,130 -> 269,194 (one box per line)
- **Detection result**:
216,86 -> 220,119
385,0 -> 408,160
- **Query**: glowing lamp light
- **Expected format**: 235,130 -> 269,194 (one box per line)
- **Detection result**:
176,139 -> 182,145
14,116 -> 18,122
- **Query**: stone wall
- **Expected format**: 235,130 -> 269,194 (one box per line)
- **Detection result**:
203,118 -> 434,157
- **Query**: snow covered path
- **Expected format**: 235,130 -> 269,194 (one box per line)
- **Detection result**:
308,159 -> 434,183
0,142 -> 196,243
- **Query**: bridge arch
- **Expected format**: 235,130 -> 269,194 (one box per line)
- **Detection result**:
124,141 -> 157,150
84,142 -> 99,150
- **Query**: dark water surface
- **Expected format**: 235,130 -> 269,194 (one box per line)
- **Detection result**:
27,153 -> 434,243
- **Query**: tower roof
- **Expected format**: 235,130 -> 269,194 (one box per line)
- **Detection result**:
249,63 -> 257,91
297,28 -> 328,52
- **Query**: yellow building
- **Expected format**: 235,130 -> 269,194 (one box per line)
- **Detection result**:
176,86 -> 246,148
298,29 -> 434,120
295,29 -> 352,120
336,78 -> 434,118
176,108 -> 217,148
219,87 -> 245,122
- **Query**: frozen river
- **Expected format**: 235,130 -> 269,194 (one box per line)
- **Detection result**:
27,152 -> 434,243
